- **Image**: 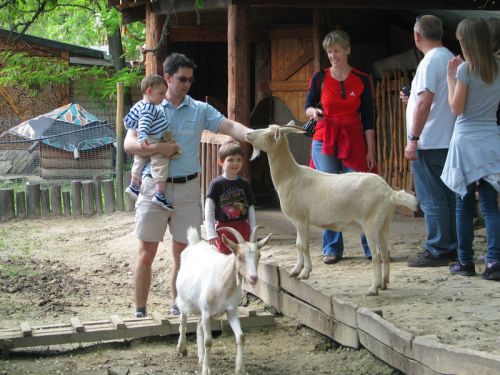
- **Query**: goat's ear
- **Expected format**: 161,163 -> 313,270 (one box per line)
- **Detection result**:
274,128 -> 281,141
285,120 -> 295,127
257,233 -> 272,249
221,234 -> 239,254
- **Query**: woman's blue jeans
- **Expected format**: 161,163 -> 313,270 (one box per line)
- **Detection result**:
456,179 -> 500,265
311,140 -> 371,258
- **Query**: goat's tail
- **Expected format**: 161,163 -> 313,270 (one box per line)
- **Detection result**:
391,190 -> 418,211
186,226 -> 201,246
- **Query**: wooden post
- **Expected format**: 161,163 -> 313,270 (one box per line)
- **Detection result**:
124,171 -> 134,212
116,82 -> 125,212
81,180 -> 95,216
0,189 -> 15,221
40,189 -> 50,216
313,8 -> 325,72
51,185 -> 62,216
16,191 -> 26,219
26,183 -> 41,219
62,191 -> 71,216
103,179 -> 116,214
145,3 -> 167,76
228,4 -> 251,180
93,176 -> 103,214
71,180 -> 82,216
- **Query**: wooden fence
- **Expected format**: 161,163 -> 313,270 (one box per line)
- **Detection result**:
375,71 -> 413,192
0,132 -> 229,221
0,175 -> 134,221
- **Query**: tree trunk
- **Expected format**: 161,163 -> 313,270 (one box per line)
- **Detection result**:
107,28 -> 133,109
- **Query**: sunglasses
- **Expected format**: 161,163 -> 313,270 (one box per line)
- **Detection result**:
176,76 -> 195,83
340,80 -> 346,100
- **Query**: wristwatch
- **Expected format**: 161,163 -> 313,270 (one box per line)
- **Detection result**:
408,134 -> 420,141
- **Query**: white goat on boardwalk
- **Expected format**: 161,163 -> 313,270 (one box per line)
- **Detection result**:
245,122 -> 418,296
176,226 -> 272,375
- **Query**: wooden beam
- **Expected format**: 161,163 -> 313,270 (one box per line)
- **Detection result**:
275,49 -> 314,81
153,0 -> 229,14
227,4 -> 251,179
312,8 -> 326,72
270,80 -> 309,92
231,0 -> 499,10
270,27 -> 312,39
145,3 -> 167,76
169,26 -> 227,42
120,6 -> 146,24
0,87 -> 23,118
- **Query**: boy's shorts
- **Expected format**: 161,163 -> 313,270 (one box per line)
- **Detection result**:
134,175 -> 202,244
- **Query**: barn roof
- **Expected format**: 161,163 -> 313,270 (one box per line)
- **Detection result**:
0,28 -> 106,60
108,1 -> 499,30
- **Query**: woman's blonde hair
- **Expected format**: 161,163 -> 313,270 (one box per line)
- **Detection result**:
486,17 -> 500,55
322,30 -> 350,51
456,17 -> 498,84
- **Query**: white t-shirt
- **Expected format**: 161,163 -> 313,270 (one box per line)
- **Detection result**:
406,47 -> 456,149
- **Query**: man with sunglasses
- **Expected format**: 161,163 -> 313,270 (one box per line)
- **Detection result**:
124,53 -> 251,318
401,15 -> 457,267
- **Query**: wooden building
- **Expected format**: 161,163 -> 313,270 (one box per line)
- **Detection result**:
109,0 -> 499,204
0,28 -> 112,127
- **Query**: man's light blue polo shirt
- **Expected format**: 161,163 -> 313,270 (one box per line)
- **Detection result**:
142,95 -> 224,178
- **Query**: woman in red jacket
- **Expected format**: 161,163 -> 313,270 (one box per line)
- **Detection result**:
305,30 -> 376,265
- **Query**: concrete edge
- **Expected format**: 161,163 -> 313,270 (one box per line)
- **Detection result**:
412,335 -> 500,375
279,267 -> 333,316
357,307 -> 414,358
250,261 -> 500,375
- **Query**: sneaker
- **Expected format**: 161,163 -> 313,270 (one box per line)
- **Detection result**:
481,262 -> 500,280
170,304 -> 180,316
153,193 -> 174,211
323,255 -> 341,264
135,311 -> 146,318
407,250 -> 455,267
125,184 -> 140,200
449,262 -> 476,276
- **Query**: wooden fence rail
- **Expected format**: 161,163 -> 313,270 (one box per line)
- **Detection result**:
0,174 -> 132,221
0,132 -> 228,222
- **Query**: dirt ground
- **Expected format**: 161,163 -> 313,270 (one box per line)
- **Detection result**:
260,209 -> 500,357
0,211 -> 399,375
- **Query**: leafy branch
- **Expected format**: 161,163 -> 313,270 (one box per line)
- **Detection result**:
0,51 -> 142,102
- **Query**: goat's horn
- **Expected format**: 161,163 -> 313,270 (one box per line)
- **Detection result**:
250,225 -> 263,243
217,227 -> 245,244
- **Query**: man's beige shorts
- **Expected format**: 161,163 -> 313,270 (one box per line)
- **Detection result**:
134,176 -> 202,244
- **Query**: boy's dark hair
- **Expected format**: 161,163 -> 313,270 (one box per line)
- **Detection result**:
140,74 -> 166,94
163,53 -> 197,76
218,141 -> 243,161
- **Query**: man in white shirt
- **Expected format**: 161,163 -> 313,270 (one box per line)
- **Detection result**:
402,15 -> 457,267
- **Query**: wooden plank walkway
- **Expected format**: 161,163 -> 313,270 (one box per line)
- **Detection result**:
0,308 -> 274,359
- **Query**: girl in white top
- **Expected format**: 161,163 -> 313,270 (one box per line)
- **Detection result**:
443,17 -> 500,280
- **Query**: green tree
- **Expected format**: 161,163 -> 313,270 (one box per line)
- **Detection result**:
0,0 -> 145,103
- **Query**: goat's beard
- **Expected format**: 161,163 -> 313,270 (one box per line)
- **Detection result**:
250,147 -> 261,161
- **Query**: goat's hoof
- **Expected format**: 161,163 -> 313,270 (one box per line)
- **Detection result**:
380,282 -> 388,290
297,270 -> 310,279
177,347 -> 188,357
366,286 -> 379,296
289,268 -> 301,278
